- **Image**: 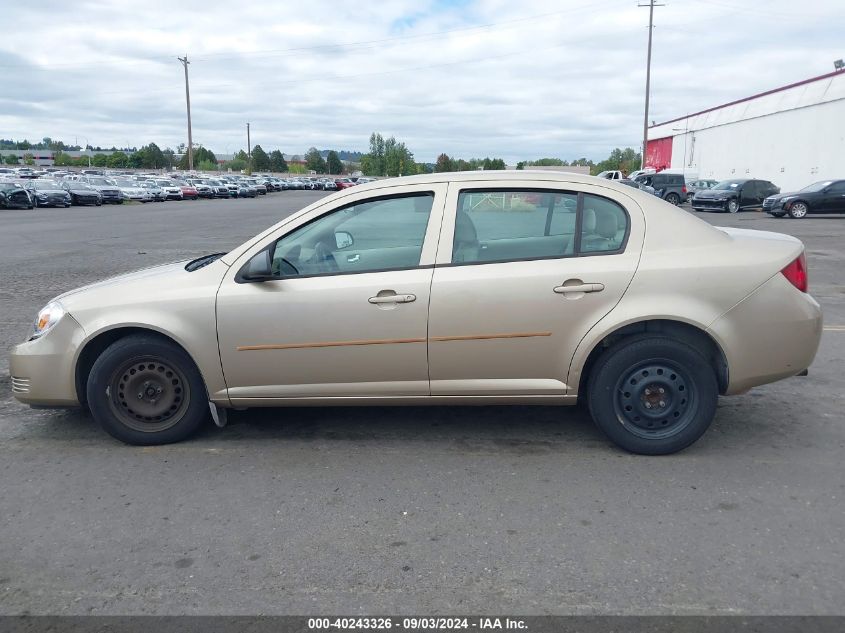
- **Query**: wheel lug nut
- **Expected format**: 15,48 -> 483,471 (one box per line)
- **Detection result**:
659,401 -> 666,407
645,402 -> 652,409
644,389 -> 651,395
137,393 -> 143,399
658,387 -> 665,394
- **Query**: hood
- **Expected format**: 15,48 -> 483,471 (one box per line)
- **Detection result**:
767,190 -> 801,200
694,188 -> 733,199
32,188 -> 67,195
56,261 -> 191,303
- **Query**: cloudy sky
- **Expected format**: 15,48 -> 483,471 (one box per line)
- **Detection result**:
0,0 -> 841,162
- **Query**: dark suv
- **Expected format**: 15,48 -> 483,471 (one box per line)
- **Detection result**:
633,172 -> 687,205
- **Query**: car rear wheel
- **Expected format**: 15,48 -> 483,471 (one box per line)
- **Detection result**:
665,192 -> 680,205
726,199 -> 739,213
87,334 -> 209,445
788,202 -> 808,219
587,336 -> 718,455
769,212 -> 785,218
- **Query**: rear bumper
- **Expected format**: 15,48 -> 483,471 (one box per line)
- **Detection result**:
707,273 -> 822,394
9,314 -> 86,407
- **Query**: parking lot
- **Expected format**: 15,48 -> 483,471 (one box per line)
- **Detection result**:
1,192 -> 844,615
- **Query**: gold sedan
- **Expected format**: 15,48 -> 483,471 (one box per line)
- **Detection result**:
9,172 -> 822,454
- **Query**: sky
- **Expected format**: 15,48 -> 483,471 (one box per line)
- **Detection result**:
0,0 -> 841,163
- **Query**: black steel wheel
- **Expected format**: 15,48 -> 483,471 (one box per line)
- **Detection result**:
587,335 -> 718,455
87,334 -> 209,445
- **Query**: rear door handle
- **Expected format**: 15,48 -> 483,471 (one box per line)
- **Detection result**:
554,283 -> 604,294
368,293 -> 416,304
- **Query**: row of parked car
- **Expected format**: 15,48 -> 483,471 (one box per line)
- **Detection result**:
598,169 -> 845,218
0,168 -> 375,209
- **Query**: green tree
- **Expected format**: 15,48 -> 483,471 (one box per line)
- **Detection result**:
251,145 -> 270,171
4,154 -> 20,165
53,151 -> 73,166
23,153 -> 35,165
92,153 -> 109,167
326,150 -> 342,175
17,140 -> 31,150
269,150 -> 288,173
226,158 -> 247,172
434,153 -> 452,172
305,147 -> 327,173
516,161 -> 525,170
288,163 -> 306,174
197,159 -> 217,172
177,146 -> 217,170
591,147 -> 641,176
362,132 -> 386,176
107,151 -> 128,168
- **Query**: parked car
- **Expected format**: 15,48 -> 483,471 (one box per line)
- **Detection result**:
763,179 -> 845,219
322,179 -> 338,191
0,183 -> 33,209
25,180 -> 72,208
334,177 -> 355,190
187,179 -> 214,198
112,178 -> 153,203
619,178 -> 655,196
686,179 -> 718,197
596,170 -> 626,180
243,179 -> 267,195
175,181 -> 199,200
82,177 -> 124,204
633,172 -> 688,205
9,172 -> 821,455
235,183 -> 257,198
60,181 -> 102,206
205,179 -> 232,198
140,181 -> 166,202
691,179 -> 780,213
154,179 -> 184,201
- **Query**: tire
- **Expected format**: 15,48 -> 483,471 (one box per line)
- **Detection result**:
587,335 -> 718,455
726,199 -> 739,213
86,334 -> 209,445
691,207 -> 703,212
788,202 -> 808,219
769,212 -> 785,218
665,192 -> 680,205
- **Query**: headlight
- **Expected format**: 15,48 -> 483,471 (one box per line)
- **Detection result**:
30,301 -> 65,340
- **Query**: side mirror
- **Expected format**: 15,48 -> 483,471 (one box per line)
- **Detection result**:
335,231 -> 353,250
241,250 -> 274,282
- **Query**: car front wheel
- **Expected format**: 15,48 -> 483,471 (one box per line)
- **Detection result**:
788,202 -> 808,219
87,334 -> 209,445
587,336 -> 718,455
726,199 -> 739,213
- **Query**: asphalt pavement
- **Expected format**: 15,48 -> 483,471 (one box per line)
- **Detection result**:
0,192 -> 843,615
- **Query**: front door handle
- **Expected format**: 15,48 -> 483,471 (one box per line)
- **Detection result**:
368,292 -> 416,304
554,282 -> 605,294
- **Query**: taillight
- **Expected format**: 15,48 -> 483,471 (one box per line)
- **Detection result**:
781,252 -> 808,292
681,184 -> 687,193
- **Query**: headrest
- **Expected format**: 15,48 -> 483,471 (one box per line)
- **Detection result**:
454,210 -> 478,244
595,209 -> 618,239
583,208 -> 596,233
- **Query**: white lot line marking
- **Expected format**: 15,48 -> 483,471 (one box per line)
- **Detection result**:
823,326 -> 845,332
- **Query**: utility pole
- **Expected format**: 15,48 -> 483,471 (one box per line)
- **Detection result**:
246,122 -> 251,174
177,55 -> 194,171
639,0 -> 664,169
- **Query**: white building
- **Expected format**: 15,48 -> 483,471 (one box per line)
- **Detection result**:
646,69 -> 845,191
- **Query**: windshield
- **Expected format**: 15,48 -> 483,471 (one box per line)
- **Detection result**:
87,178 -> 110,186
113,179 -> 135,187
712,180 -> 744,191
71,183 -> 94,191
800,181 -> 833,193
33,180 -> 60,190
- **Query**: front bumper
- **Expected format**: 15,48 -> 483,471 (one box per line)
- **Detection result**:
692,197 -> 729,210
9,314 -> 87,407
36,194 -> 71,207
763,198 -> 786,212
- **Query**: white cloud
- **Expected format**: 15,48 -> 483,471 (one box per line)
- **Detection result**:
0,0 -> 840,162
